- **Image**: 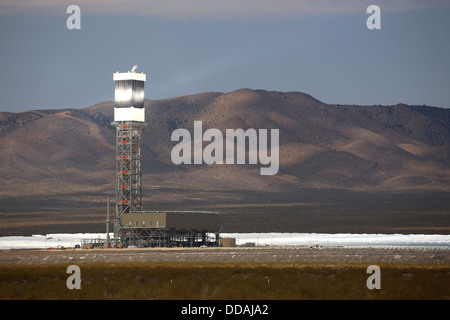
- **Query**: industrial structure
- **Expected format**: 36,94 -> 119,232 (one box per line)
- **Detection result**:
120,211 -> 221,247
111,66 -> 221,247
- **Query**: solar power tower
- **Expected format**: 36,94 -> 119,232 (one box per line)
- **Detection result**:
111,66 -> 147,241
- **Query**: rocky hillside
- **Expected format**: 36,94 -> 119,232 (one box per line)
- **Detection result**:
0,89 -> 449,200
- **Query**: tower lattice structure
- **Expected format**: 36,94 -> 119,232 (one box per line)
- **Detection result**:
111,67 -> 147,240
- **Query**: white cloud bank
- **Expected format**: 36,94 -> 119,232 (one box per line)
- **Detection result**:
1,0 -> 449,19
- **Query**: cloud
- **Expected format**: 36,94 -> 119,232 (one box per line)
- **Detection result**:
1,0 -> 449,20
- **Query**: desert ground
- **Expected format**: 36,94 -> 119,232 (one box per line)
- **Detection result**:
0,246 -> 448,300
0,246 -> 448,265
1,189 -> 449,237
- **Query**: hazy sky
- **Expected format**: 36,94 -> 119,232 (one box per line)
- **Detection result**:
0,0 -> 449,112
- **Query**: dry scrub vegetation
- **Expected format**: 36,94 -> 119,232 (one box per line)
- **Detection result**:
0,261 -> 448,300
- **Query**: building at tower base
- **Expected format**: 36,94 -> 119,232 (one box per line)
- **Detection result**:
120,211 -> 221,247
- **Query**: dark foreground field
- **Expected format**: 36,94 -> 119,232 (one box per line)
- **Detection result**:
0,261 -> 448,300
0,247 -> 448,300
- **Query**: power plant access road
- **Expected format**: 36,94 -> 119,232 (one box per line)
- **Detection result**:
0,246 -> 448,265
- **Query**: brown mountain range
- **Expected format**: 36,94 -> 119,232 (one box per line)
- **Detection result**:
0,89 -> 449,235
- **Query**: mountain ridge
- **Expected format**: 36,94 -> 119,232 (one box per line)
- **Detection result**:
1,88 -> 449,199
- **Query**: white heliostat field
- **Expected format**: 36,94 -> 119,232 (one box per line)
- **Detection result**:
0,233 -> 448,250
